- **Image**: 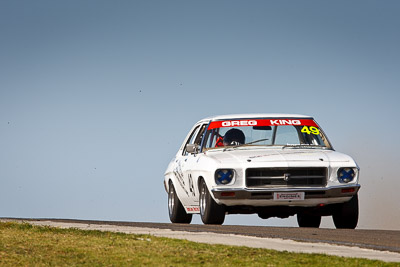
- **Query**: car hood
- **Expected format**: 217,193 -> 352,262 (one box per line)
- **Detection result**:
205,148 -> 353,164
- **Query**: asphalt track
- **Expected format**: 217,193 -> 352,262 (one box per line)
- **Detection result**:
3,218 -> 400,254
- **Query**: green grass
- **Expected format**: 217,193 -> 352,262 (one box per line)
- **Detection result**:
0,221 -> 397,266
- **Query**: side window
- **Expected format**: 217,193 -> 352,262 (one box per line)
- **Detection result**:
194,124 -> 207,149
300,129 -> 326,146
183,124 -> 208,155
182,125 -> 200,156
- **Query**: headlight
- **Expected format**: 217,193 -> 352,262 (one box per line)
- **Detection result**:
337,167 -> 356,183
215,169 -> 235,185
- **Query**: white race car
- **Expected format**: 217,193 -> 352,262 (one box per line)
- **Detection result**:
164,114 -> 360,228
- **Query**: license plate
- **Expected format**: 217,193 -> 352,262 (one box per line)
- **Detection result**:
273,192 -> 305,201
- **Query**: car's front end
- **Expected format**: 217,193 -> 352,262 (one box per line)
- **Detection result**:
206,148 -> 360,208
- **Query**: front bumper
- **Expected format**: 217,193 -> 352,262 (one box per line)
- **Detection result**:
211,184 -> 360,207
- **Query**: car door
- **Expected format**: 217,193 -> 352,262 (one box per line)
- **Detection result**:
172,124 -> 201,207
181,123 -> 208,206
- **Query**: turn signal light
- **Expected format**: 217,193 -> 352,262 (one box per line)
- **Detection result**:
221,192 -> 235,197
341,188 -> 355,193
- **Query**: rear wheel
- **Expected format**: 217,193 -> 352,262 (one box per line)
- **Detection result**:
297,213 -> 321,228
168,182 -> 192,224
199,180 -> 225,225
333,195 -> 359,229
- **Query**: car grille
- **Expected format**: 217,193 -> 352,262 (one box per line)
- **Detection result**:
246,167 -> 327,188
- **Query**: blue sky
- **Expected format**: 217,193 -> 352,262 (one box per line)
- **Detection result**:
1,1 -> 399,229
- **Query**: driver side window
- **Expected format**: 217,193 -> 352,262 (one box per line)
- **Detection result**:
183,125 -> 200,156
183,124 -> 207,156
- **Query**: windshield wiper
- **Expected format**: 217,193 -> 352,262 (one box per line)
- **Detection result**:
282,144 -> 324,149
244,138 -> 269,145
223,139 -> 269,152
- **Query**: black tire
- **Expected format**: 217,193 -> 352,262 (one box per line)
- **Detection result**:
333,194 -> 359,229
199,180 -> 225,225
297,213 -> 321,228
168,182 -> 192,224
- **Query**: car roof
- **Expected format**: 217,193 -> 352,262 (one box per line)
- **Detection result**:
196,113 -> 313,124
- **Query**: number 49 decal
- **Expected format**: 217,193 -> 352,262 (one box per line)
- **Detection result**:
301,126 -> 320,135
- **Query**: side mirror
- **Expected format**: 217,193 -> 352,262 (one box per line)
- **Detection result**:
186,144 -> 198,154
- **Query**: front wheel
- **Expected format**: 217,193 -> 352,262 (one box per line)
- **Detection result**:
297,213 -> 321,228
168,182 -> 192,224
332,195 -> 359,229
199,180 -> 225,225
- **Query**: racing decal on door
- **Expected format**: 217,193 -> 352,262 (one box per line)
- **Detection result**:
173,162 -> 189,196
188,173 -> 195,197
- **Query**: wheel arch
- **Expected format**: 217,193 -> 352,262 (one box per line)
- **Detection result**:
197,175 -> 220,203
197,176 -> 205,194
166,178 -> 173,192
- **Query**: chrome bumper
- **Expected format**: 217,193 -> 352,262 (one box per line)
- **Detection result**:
212,184 -> 360,201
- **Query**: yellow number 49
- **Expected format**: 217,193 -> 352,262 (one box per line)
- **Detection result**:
301,126 -> 320,135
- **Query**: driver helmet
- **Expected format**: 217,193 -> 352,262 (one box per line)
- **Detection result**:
223,128 -> 245,146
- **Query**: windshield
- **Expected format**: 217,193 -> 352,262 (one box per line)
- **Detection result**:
202,118 -> 332,150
